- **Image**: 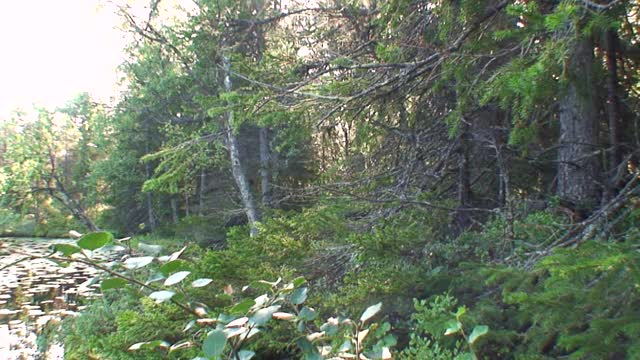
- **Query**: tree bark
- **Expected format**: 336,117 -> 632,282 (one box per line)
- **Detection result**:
557,37 -> 600,212
259,127 -> 271,207
47,180 -> 99,232
605,29 -> 623,197
146,191 -> 156,230
45,154 -> 99,232
144,152 -> 157,231
171,197 -> 179,224
199,169 -> 206,216
223,56 -> 260,236
453,117 -> 473,235
458,120 -> 472,208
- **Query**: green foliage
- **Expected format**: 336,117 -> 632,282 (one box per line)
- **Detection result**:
173,215 -> 227,247
61,291 -> 193,360
400,294 -> 465,360
2,0 -> 639,357
479,43 -> 564,147
0,208 -> 36,236
78,231 -> 114,250
494,240 -> 640,358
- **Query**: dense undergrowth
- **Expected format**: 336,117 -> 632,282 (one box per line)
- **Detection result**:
0,0 -> 638,358
52,199 -> 640,359
0,207 -> 82,238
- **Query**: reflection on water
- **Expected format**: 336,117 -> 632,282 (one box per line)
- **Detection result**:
0,238 -> 121,359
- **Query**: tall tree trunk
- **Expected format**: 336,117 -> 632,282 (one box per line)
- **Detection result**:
557,37 -> 600,212
144,145 -> 157,231
259,127 -> 271,207
199,169 -> 206,216
605,29 -> 622,196
146,191 -> 156,230
223,56 -> 260,236
458,120 -> 472,208
171,197 -> 179,224
453,118 -> 473,234
184,193 -> 190,217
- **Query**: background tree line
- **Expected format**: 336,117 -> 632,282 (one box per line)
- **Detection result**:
1,0 -> 640,358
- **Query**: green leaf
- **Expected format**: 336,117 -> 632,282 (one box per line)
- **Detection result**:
124,256 -> 154,269
320,321 -> 339,336
292,277 -> 306,287
455,306 -> 467,320
299,306 -> 317,321
253,294 -> 269,308
258,277 -> 281,287
47,259 -> 70,267
100,277 -> 127,291
296,338 -> 322,360
168,246 -> 187,261
128,342 -> 148,351
77,232 -> 113,251
224,327 -> 247,339
149,290 -> 175,303
203,329 -> 226,358
129,340 -> 170,351
160,259 -> 189,276
52,244 -> 82,256
191,278 -> 213,288
145,272 -> 165,285
360,302 -> 382,323
291,287 -> 308,305
137,242 -> 163,255
164,271 -> 190,286
468,325 -> 489,344
444,321 -> 462,336
184,320 -> 196,332
237,350 -> 255,360
454,352 -> 475,360
230,299 -> 256,314
250,305 -> 280,326
338,340 -> 353,352
246,327 -> 261,339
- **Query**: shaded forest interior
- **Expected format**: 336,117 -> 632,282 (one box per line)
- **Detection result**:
1,0 -> 640,358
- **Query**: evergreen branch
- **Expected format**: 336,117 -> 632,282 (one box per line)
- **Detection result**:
228,6 -> 370,27
315,0 -> 510,126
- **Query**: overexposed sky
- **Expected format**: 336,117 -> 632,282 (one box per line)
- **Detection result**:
0,0 -> 126,120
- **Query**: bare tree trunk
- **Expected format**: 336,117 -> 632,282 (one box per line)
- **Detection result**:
605,29 -> 623,199
46,154 -> 99,232
493,133 -> 514,245
453,117 -> 473,235
144,141 -> 157,231
170,197 -> 179,224
48,182 -> 99,232
558,37 -> 600,212
223,56 -> 260,236
458,120 -> 472,208
146,192 -> 156,230
259,127 -> 271,207
199,169 -> 206,216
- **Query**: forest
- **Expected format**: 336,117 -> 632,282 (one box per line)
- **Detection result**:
0,0 -> 640,358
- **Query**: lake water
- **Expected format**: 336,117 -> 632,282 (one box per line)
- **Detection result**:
0,238 -> 121,359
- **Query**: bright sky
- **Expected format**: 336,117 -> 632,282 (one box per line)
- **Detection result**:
0,0 -> 126,120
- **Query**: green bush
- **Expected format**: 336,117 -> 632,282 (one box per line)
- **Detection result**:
62,292 -> 197,359
51,206 -> 640,359
493,240 -> 640,359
